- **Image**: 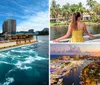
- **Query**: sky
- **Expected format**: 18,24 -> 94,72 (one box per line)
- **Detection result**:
50,0 -> 100,8
0,0 -> 49,33
50,44 -> 100,56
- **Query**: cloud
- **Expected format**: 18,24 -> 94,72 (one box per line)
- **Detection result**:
0,0 -> 49,33
17,11 -> 49,31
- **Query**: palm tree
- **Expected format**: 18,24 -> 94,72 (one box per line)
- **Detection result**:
50,0 -> 61,19
87,0 -> 97,10
61,2 -> 86,21
87,0 -> 100,22
78,2 -> 86,13
50,0 -> 57,18
93,3 -> 100,15
61,3 -> 70,21
70,4 -> 78,13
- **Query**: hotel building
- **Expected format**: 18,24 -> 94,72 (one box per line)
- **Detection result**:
2,19 -> 16,34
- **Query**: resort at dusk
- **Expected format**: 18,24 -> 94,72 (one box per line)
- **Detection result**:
50,44 -> 100,85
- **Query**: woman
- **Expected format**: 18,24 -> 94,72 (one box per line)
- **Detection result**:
53,12 -> 94,42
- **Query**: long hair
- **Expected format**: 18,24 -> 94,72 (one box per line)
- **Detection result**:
71,12 -> 81,30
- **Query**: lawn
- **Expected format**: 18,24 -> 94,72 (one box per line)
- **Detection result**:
85,22 -> 97,25
50,21 -> 97,27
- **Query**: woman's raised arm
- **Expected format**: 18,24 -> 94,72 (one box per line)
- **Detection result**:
83,23 -> 94,38
53,24 -> 72,42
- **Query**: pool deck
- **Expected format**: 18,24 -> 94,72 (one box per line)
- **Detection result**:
0,40 -> 38,50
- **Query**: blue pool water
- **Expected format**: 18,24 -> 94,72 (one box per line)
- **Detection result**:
0,36 -> 49,85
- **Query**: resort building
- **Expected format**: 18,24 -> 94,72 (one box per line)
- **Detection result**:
50,14 -> 64,22
0,19 -> 36,43
2,19 -> 16,34
62,56 -> 70,60
28,29 -> 34,33
0,19 -> 16,40
10,32 -> 35,44
50,18 -> 56,22
83,13 -> 91,21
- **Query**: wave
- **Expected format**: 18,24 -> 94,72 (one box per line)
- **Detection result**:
15,60 -> 32,70
0,55 -> 47,71
0,53 -> 48,71
15,61 -> 32,70
38,40 -> 43,43
5,51 -> 11,55
14,55 -> 47,70
21,46 -> 28,49
5,69 -> 15,78
35,56 -> 47,60
3,77 -> 14,85
10,49 -> 36,55
24,56 -> 47,64
0,61 -> 12,65
18,66 -> 32,70
0,54 -> 7,58
11,50 -> 27,53
15,61 -> 22,67
29,49 -> 35,53
0,42 -> 48,76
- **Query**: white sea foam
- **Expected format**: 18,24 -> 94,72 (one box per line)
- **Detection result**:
0,54 -> 7,58
23,56 -> 35,64
6,51 -> 11,55
0,49 -> 47,71
24,56 -> 47,63
29,49 -> 35,53
36,56 -> 47,60
0,61 -> 12,65
21,47 -> 27,49
16,55 -> 47,65
15,61 -> 22,67
15,60 -> 32,70
11,50 -> 27,53
19,66 -> 32,70
3,77 -> 14,85
38,40 -> 43,43
5,69 -> 15,77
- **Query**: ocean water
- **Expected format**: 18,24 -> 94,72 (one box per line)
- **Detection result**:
0,36 -> 49,85
62,60 -> 92,85
50,55 -> 73,58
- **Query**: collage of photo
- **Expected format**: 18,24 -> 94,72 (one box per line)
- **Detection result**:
0,0 -> 99,85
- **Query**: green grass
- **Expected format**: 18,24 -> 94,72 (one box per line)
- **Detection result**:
84,22 -> 97,25
50,21 -> 97,27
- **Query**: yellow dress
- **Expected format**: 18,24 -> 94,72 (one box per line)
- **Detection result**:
71,30 -> 84,42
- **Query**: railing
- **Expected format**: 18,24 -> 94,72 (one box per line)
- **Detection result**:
50,34 -> 100,43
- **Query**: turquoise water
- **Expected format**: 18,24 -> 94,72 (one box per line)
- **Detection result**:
0,36 -> 49,85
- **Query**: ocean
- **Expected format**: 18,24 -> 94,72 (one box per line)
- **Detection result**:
0,36 -> 49,85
